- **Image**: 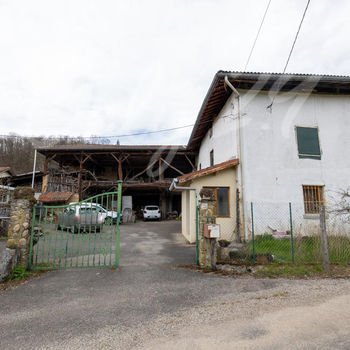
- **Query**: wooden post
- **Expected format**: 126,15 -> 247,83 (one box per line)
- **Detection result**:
78,155 -> 83,201
42,156 -> 49,193
319,205 -> 330,272
158,158 -> 163,182
118,158 -> 123,181
235,188 -> 241,243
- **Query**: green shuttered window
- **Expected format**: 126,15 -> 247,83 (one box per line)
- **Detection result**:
296,127 -> 321,160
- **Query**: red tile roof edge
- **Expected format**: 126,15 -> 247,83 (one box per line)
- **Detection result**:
38,192 -> 73,203
177,158 -> 239,183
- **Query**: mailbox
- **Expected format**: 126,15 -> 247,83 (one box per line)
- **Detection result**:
204,224 -> 220,238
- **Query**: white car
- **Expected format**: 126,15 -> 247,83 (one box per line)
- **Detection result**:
143,205 -> 161,221
69,202 -> 122,224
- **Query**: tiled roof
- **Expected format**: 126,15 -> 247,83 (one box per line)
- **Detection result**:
187,71 -> 350,151
37,144 -> 187,152
177,158 -> 239,183
38,192 -> 73,203
218,70 -> 350,79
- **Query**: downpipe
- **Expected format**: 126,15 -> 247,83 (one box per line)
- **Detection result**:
224,76 -> 247,241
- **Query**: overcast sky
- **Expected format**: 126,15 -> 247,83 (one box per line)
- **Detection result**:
0,0 -> 349,145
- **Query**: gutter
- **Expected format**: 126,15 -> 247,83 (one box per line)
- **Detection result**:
169,178 -> 199,265
224,76 -> 246,242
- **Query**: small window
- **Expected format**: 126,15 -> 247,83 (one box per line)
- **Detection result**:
216,187 -> 229,217
303,185 -> 324,214
209,128 -> 213,138
296,127 -> 321,160
210,150 -> 214,167
198,163 -> 201,170
204,187 -> 230,217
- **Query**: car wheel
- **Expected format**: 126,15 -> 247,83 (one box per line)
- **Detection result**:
104,217 -> 114,225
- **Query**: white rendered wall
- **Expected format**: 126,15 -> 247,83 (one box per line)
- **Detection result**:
197,90 -> 350,235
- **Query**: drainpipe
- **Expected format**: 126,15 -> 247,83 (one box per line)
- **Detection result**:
224,76 -> 247,241
31,149 -> 37,189
169,178 -> 199,265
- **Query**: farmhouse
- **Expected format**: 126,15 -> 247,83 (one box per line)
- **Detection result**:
178,71 -> 350,242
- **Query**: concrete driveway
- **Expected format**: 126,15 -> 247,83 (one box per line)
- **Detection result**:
1,221 -> 350,350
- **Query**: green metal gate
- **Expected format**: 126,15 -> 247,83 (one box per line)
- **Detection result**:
28,182 -> 122,270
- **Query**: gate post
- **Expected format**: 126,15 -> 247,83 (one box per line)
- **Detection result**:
6,187 -> 36,268
198,188 -> 218,270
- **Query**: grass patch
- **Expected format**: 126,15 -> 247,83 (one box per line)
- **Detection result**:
0,236 -> 7,241
255,263 -> 324,278
246,234 -> 350,264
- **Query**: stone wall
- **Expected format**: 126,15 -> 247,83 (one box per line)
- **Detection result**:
6,187 -> 35,267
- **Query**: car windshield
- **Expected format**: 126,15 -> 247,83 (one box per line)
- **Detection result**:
146,206 -> 158,210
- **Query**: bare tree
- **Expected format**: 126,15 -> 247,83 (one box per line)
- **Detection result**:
328,188 -> 350,222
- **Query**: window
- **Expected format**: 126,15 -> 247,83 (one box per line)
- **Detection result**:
209,128 -> 213,138
198,163 -> 201,170
204,187 -> 230,217
296,127 -> 321,160
210,150 -> 214,167
216,187 -> 229,217
303,185 -> 324,214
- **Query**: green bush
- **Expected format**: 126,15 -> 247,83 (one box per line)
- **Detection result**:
10,266 -> 30,280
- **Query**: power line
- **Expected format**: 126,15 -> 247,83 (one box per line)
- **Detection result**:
267,0 -> 311,110
282,0 -> 311,74
0,124 -> 195,140
244,0 -> 272,71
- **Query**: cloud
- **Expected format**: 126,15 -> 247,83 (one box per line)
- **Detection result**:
0,0 -> 349,144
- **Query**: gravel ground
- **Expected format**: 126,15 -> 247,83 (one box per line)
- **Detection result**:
1,222 -> 350,349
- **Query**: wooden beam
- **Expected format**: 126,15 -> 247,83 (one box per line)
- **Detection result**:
160,157 -> 184,175
129,158 -> 158,181
184,154 -> 195,171
78,155 -> 83,201
110,153 -> 127,181
158,158 -> 163,182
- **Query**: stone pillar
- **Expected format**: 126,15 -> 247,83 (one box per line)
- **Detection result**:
198,188 -> 217,269
6,187 -> 36,267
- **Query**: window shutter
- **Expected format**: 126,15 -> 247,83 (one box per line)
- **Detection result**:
296,127 -> 321,159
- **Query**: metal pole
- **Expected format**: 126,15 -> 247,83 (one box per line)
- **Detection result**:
320,205 -> 330,271
115,180 -> 123,267
289,202 -> 295,263
31,149 -> 37,189
251,202 -> 255,263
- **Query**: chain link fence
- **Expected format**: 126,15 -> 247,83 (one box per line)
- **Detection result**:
245,202 -> 350,264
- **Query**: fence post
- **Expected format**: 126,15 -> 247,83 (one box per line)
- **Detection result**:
319,205 -> 330,271
289,202 -> 295,263
115,180 -> 123,267
250,202 -> 255,263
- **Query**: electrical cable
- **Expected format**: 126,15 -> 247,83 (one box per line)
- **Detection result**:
0,124 -> 195,140
244,0 -> 272,72
267,0 -> 311,110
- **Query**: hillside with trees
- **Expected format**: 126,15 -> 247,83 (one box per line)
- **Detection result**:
0,135 -> 111,174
